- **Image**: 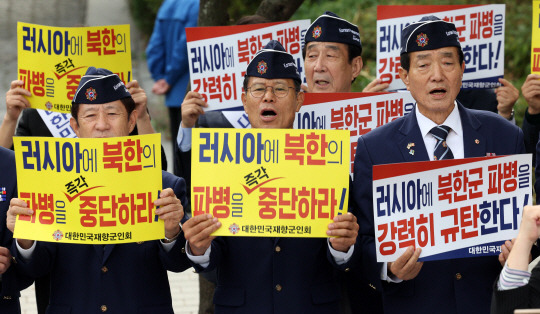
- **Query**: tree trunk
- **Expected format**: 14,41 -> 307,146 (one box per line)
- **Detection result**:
255,0 -> 304,22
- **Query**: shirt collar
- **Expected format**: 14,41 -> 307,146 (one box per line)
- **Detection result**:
416,101 -> 462,138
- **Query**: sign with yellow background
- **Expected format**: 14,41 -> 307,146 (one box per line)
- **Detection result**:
191,128 -> 350,238
13,134 -> 162,244
17,22 -> 131,113
533,1 -> 540,74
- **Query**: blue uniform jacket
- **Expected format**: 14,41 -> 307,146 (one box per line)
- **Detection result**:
353,103 -> 525,314
0,147 -> 34,314
191,235 -> 357,314
12,171 -> 191,314
145,0 -> 199,107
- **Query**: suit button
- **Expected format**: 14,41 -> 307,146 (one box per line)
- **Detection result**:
455,273 -> 462,280
275,246 -> 281,252
275,284 -> 282,292
101,266 -> 108,273
101,305 -> 107,312
3,296 -> 12,300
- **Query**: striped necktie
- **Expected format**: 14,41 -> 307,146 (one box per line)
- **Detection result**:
430,125 -> 454,160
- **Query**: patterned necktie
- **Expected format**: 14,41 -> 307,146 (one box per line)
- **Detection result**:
429,125 -> 454,160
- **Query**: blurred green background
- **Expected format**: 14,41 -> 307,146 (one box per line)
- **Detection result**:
130,0 -> 534,125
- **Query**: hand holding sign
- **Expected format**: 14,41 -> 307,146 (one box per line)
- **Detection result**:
327,212 -> 359,252
126,80 -> 148,119
126,80 -> 154,135
7,198 -> 35,249
181,91 -> 208,128
154,188 -> 184,239
495,78 -> 519,119
5,80 -> 32,121
1,80 -> 32,148
388,246 -> 423,281
183,214 -> 221,256
522,74 -> 540,115
362,78 -> 390,93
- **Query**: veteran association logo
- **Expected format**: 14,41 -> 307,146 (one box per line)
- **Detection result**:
229,223 -> 240,235
45,101 -> 53,110
416,33 -> 429,47
257,60 -> 268,74
312,26 -> 322,38
85,87 -> 97,101
52,229 -> 64,241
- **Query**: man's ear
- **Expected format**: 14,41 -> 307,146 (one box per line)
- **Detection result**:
295,91 -> 305,112
351,56 -> 363,81
69,117 -> 80,137
128,109 -> 137,133
241,92 -> 247,111
399,67 -> 410,91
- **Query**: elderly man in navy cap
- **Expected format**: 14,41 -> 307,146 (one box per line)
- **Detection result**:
182,40 -> 359,314
305,11 -> 387,313
7,67 -> 191,314
352,16 -> 524,314
303,11 -> 365,93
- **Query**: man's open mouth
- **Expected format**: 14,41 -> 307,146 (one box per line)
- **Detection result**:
261,109 -> 277,117
430,88 -> 447,95
315,79 -> 329,86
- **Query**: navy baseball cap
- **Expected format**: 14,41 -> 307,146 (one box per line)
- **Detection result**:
72,67 -> 131,104
245,40 -> 301,84
400,15 -> 461,55
305,11 -> 362,53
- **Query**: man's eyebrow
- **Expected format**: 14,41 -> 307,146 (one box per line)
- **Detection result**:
104,105 -> 121,110
80,107 -> 98,113
439,51 -> 454,58
324,44 -> 341,51
414,53 -> 430,60
306,43 -> 341,51
306,43 -> 318,51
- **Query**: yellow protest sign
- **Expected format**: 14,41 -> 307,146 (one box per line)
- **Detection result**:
533,1 -> 540,74
13,134 -> 162,244
17,22 -> 131,113
191,128 -> 350,238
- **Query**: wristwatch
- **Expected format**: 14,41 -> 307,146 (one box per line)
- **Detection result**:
163,222 -> 183,243
502,108 -> 514,121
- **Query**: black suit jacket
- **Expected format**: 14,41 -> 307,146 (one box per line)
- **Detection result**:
0,147 -> 33,313
353,103 -> 525,314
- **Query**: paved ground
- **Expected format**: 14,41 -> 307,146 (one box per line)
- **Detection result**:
0,0 -> 200,313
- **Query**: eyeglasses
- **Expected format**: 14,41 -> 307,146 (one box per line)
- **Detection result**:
247,83 -> 296,98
